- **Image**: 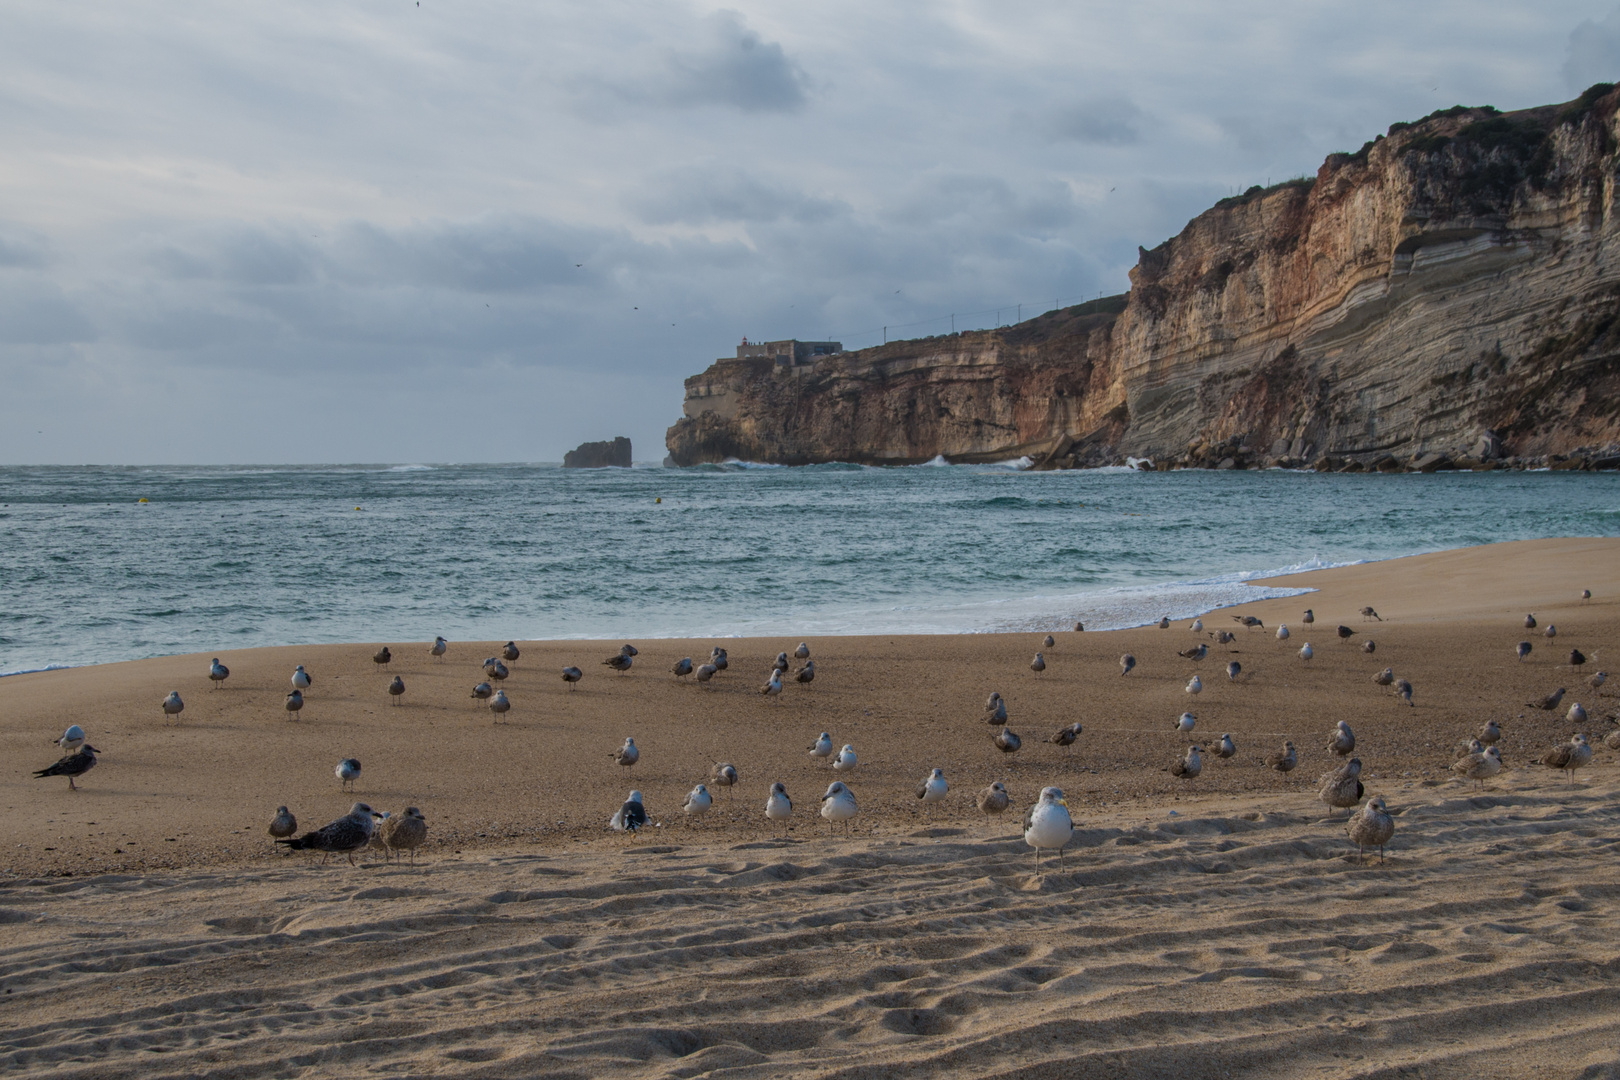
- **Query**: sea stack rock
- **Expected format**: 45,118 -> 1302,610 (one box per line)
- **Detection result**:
564,436 -> 632,469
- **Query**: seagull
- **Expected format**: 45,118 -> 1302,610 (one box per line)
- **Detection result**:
765,782 -> 792,834
603,653 -> 633,674
561,666 -> 583,689
1477,718 -> 1502,745
1517,641 -> 1533,661
917,768 -> 948,811
1225,661 -> 1241,681
794,642 -> 810,659
1215,733 -> 1236,759
761,670 -> 784,699
372,646 -> 392,669
613,737 -> 639,767
489,689 -> 511,721
710,762 -> 737,796
1233,615 -> 1264,630
620,644 -> 639,657
794,661 -> 816,685
1569,649 -> 1587,668
832,743 -> 858,771
268,806 -> 297,841
1030,652 -> 1046,675
275,802 -> 376,865
1176,711 -> 1197,733
33,745 -> 100,790
973,781 -> 1012,821
695,662 -> 718,684
368,811 -> 392,858
162,691 -> 184,723
1589,671 -> 1607,692
1361,607 -> 1383,621
610,790 -> 648,835
808,732 -> 833,759
1545,624 -> 1558,639
710,647 -> 729,671
470,681 -> 493,702
1120,653 -> 1136,676
672,657 -> 694,679
1362,640 -> 1377,654
1265,741 -> 1298,773
994,726 -> 1022,753
488,660 -> 509,681
820,781 -> 858,834
1276,624 -> 1290,641
1328,720 -> 1356,755
1170,745 -> 1203,779
336,758 -> 361,790
1158,616 -> 1171,629
1453,745 -> 1502,789
1073,621 -> 1084,632
1318,758 -> 1365,816
1581,589 -> 1592,601
1347,796 -> 1394,862
1524,614 -> 1537,629
388,675 -> 405,705
1568,702 -> 1588,725
285,689 -> 304,719
502,641 -> 520,663
1185,675 -> 1202,695
773,652 -> 790,673
1023,787 -> 1074,866
1179,644 -> 1208,661
1337,625 -> 1357,641
1527,688 -> 1567,711
381,807 -> 428,864
1299,643 -> 1314,662
56,725 -> 86,751
1043,634 -> 1056,648
984,691 -> 1005,722
682,784 -> 713,822
1214,630 -> 1236,644
1542,734 -> 1593,783
1190,618 -> 1204,632
1302,609 -> 1315,624
1394,679 -> 1414,706
430,636 -> 448,660
292,665 -> 312,690
1047,722 -> 1083,755
209,657 -> 230,689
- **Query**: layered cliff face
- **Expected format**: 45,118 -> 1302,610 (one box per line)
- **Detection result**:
667,88 -> 1620,469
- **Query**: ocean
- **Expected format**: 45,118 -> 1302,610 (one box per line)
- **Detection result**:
1,462 -> 1616,675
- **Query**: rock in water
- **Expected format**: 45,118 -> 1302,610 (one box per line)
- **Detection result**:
563,437 -> 632,469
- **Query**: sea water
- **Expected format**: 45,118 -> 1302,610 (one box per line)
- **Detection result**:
1,463 -> 1616,674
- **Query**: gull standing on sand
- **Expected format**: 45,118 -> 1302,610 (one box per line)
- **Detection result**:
292,665 -> 312,691
1185,675 -> 1202,695
275,803 -> 375,865
1541,733 -> 1593,783
1179,643 -> 1208,661
1569,702 -> 1588,725
56,725 -> 86,751
1265,741 -> 1298,773
984,691 -> 1008,723
1570,649 -> 1587,668
1583,589 -> 1593,601
1215,733 -> 1237,759
471,681 -> 493,703
978,781 -> 1011,816
765,782 -> 792,834
1120,654 -> 1136,676
1048,722 -> 1083,755
917,768 -> 948,812
1525,614 -> 1537,629
610,790 -> 648,834
695,662 -> 718,684
502,641 -> 520,663
1517,641 -> 1533,662
808,732 -> 833,759
382,807 -> 427,864
488,660 -> 509,682
1276,624 -> 1290,641
613,737 -> 639,768
672,657 -> 694,680
1234,615 -> 1264,631
209,657 -> 230,689
388,675 -> 405,705
1363,640 -> 1377,654
1327,720 -> 1355,756
1159,616 -> 1171,629
1030,652 -> 1046,675
561,666 -> 583,689
994,726 -> 1022,753
1299,643 -> 1314,663
268,806 -> 297,841
1347,797 -> 1394,863
773,652 -> 790,673
1361,607 -> 1383,621
1527,688 -> 1567,711
1176,711 -> 1197,733
1024,787 -> 1074,866
431,636 -> 447,660
1170,745 -> 1203,780
162,691 -> 184,722
1226,661 -> 1242,682
1476,719 -> 1502,746
336,758 -> 361,790
373,647 -> 391,669
761,669 -> 784,699
795,660 -> 816,686
1303,609 -> 1315,624
1215,630 -> 1236,644
1545,624 -> 1558,639
710,762 -> 737,797
604,648 -> 633,674
1191,618 -> 1204,632
33,745 -> 99,790
1318,758 -> 1364,816
1453,745 -> 1503,789
833,743 -> 858,771
795,642 -> 810,659
1394,679 -> 1414,706
820,781 -> 858,833
682,784 -> 713,822
1590,671 -> 1607,693
285,689 -> 304,720
1043,634 -> 1056,648
489,689 -> 511,721
711,647 -> 729,671
1337,625 -> 1357,642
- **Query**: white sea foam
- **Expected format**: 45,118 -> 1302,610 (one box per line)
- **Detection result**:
0,663 -> 75,679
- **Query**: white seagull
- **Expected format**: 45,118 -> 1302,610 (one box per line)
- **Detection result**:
682,783 -> 712,821
765,782 -> 793,835
917,768 -> 948,808
1185,675 -> 1202,695
832,744 -> 857,771
208,657 -> 230,689
1176,711 -> 1197,733
1023,787 -> 1074,867
1276,624 -> 1290,641
161,692 -> 184,723
820,781 -> 857,833
292,665 -> 312,690
489,689 -> 511,721
430,636 -> 448,660
56,724 -> 87,751
1299,643 -> 1314,662
808,732 -> 834,759
336,758 -> 361,790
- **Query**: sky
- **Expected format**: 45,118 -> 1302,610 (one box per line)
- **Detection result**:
1,1 -> 1617,465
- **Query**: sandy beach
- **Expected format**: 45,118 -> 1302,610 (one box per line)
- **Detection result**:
4,537 -> 1620,1077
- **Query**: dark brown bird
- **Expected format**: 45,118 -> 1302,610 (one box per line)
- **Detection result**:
1047,722 -> 1082,755
1337,625 -> 1357,641
33,745 -> 100,790
1569,649 -> 1587,667
1517,641 -> 1532,662
372,646 -> 391,668
1526,688 -> 1567,711
1524,614 -> 1537,629
1361,607 -> 1382,621
502,641 -> 520,663
1264,741 -> 1297,773
388,675 -> 405,704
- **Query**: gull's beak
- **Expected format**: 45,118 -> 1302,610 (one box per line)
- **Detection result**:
1055,797 -> 1068,807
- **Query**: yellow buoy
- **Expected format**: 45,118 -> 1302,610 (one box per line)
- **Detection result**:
355,506 -> 362,511
137,497 -> 149,503
655,497 -> 662,504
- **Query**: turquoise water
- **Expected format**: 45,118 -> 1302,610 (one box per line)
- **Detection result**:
1,463 -> 1616,673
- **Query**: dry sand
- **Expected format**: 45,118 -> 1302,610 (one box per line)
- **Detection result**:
4,537 -> 1620,1077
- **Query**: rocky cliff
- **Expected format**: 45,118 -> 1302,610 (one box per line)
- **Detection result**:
564,436 -> 632,468
667,87 -> 1620,471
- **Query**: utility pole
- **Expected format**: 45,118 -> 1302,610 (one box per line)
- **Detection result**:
883,326 -> 887,344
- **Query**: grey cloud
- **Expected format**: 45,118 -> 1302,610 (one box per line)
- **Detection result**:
145,225 -> 317,287
1217,115 -> 1309,159
1051,97 -> 1145,145
0,226 -> 48,268
0,276 -> 94,345
655,11 -> 808,113
1565,7 -> 1620,90
628,170 -> 848,225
